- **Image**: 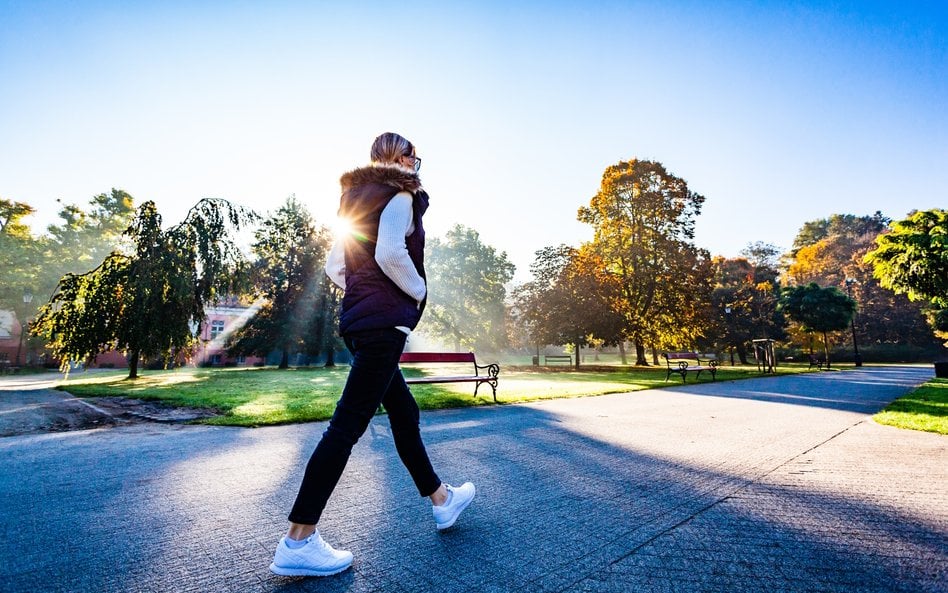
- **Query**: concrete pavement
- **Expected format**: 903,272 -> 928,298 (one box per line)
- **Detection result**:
0,365 -> 945,592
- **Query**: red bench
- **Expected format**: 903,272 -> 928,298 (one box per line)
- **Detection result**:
399,352 -> 499,402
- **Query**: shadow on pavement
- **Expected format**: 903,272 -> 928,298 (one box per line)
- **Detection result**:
0,366 -> 943,592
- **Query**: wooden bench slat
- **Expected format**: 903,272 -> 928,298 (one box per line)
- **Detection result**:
398,351 -> 498,401
404,375 -> 483,384
399,352 -> 476,364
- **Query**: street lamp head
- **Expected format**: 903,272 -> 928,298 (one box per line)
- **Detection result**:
845,277 -> 857,287
22,292 -> 33,304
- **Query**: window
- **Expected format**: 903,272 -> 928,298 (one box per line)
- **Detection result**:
236,355 -> 246,364
209,354 -> 222,366
210,320 -> 225,340
0,311 -> 13,338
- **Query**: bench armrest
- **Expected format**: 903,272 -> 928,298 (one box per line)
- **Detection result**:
474,362 -> 500,379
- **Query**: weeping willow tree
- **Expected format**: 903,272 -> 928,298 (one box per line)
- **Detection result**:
32,199 -> 256,378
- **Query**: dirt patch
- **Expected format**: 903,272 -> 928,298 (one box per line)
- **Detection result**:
0,388 -> 219,438
83,397 -> 220,424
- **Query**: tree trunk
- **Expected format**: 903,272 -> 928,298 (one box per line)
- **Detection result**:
736,342 -> 749,365
574,340 -> 581,370
650,344 -> 659,366
822,331 -> 831,369
618,342 -> 627,365
279,348 -> 289,369
127,350 -> 140,379
634,342 -> 649,366
325,347 -> 336,367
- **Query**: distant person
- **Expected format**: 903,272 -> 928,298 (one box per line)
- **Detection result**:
270,132 -> 476,577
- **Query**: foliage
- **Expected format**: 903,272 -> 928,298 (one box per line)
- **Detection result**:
42,189 -> 137,291
706,255 -> 785,364
1,191 -> 138,363
0,198 -> 40,314
779,283 -> 856,368
578,158 -> 712,364
227,196 -> 337,367
790,212 -> 890,257
513,245 -> 625,367
865,209 -> 948,342
784,212 -> 936,349
31,199 -> 256,378
739,241 -> 781,271
420,225 -> 516,351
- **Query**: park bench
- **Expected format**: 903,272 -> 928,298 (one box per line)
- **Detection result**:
544,354 -> 572,365
399,352 -> 500,402
808,354 -> 824,370
662,352 -> 718,383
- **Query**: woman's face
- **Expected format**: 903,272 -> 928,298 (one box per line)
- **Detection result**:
398,150 -> 421,173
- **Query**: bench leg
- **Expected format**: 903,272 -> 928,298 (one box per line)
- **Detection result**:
474,379 -> 498,403
678,371 -> 687,383
710,369 -> 717,381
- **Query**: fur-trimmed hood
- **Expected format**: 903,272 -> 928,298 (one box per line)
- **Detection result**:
340,163 -> 422,194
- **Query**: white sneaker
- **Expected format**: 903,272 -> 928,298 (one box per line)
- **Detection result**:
269,529 -> 353,577
433,482 -> 476,530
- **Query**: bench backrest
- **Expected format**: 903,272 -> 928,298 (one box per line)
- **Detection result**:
400,352 -> 476,364
664,352 -> 716,362
664,352 -> 698,360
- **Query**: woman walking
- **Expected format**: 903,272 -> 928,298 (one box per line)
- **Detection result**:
270,132 -> 475,577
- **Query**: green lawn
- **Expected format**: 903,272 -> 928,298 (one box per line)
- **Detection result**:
57,362 -> 813,427
873,378 -> 948,435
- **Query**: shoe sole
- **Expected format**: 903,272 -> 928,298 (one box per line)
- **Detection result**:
269,561 -> 353,577
435,486 -> 476,530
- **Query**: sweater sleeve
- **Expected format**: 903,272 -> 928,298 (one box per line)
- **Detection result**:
324,236 -> 346,290
376,192 -> 427,302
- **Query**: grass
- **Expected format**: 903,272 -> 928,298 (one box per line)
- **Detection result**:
56,361 -> 814,427
873,378 -> 948,435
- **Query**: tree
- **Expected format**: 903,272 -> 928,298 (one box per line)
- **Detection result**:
32,199 -> 256,378
513,245 -> 624,368
779,283 -> 856,368
707,256 -> 785,365
740,241 -> 781,272
420,225 -> 516,352
41,189 -> 137,296
0,198 -> 40,312
865,209 -> 948,342
578,158 -> 710,365
790,212 -> 890,257
784,212 -> 936,349
228,196 -> 336,368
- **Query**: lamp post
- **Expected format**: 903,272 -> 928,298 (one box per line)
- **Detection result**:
15,291 -> 33,367
725,305 -> 734,366
844,278 -> 862,367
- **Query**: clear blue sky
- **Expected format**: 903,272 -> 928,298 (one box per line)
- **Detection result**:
1,1 -> 945,280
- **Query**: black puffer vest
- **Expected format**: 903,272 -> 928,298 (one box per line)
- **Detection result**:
337,164 -> 428,335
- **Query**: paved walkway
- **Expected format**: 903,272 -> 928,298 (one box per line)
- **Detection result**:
0,366 -> 945,592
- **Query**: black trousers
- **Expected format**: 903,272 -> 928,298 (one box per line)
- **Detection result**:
288,328 -> 442,525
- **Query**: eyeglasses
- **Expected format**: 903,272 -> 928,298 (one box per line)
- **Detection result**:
405,154 -> 421,172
